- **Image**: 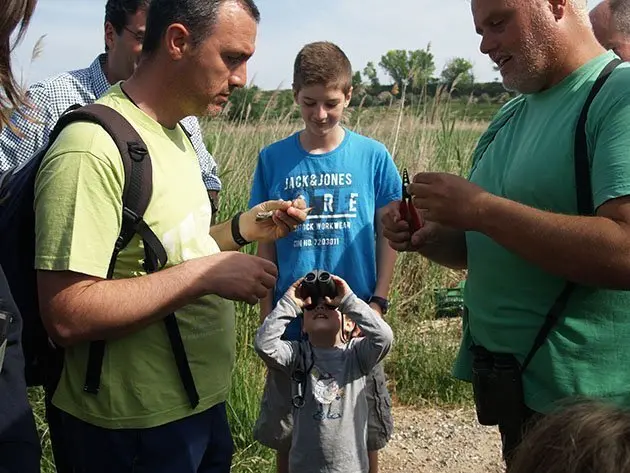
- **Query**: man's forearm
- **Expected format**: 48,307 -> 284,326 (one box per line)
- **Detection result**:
38,257 -> 212,346
477,195 -> 630,289
418,225 -> 468,269
209,218 -> 242,251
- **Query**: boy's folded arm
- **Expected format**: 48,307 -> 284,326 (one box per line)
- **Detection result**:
254,295 -> 301,372
340,293 -> 394,373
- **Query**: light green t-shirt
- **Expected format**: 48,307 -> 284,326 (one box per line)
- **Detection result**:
34,84 -> 235,429
454,51 -> 630,414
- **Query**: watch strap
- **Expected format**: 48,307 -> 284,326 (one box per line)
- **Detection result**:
231,211 -> 250,246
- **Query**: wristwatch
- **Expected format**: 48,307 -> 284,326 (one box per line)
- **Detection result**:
368,296 -> 389,315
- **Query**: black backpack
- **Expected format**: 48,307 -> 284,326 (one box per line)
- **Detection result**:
0,103 -> 199,407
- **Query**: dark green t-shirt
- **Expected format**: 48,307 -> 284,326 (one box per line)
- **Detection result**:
454,51 -> 630,414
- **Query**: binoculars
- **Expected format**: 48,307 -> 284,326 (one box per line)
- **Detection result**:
298,270 -> 337,309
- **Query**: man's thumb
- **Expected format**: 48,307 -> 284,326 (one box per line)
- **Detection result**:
410,227 -> 430,247
260,199 -> 288,211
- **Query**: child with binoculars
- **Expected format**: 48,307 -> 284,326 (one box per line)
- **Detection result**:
254,271 -> 394,473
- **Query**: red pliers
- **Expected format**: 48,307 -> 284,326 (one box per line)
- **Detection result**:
400,168 -> 424,231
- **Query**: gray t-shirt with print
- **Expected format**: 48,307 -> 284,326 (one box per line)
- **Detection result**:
254,293 -> 394,473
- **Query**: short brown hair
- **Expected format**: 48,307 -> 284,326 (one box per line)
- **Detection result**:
143,0 -> 260,56
0,0 -> 37,129
293,41 -> 352,94
510,399 -> 630,473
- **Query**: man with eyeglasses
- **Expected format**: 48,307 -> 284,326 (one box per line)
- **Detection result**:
0,1 -> 222,472
0,0 -> 222,211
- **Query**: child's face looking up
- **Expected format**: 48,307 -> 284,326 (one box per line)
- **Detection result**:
303,302 -> 355,341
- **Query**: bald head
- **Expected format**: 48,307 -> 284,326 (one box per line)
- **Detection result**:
590,0 -> 612,47
608,0 -> 630,59
610,0 -> 630,34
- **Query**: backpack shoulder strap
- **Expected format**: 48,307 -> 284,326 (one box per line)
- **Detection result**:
61,104 -> 199,407
57,104 -> 162,394
521,58 -> 622,372
573,58 -> 623,216
53,103 -> 166,274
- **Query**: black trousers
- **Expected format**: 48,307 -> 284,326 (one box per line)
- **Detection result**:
0,413 -> 40,473
58,402 -> 233,473
0,265 -> 40,473
44,386 -> 72,473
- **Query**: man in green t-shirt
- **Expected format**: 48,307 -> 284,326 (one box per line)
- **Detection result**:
33,1 -> 307,472
383,0 -> 630,466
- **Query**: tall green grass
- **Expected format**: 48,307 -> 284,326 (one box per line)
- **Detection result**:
209,101 -> 482,471
29,98 -> 486,473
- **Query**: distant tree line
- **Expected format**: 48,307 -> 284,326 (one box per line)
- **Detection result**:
351,44 -> 513,104
225,44 -> 515,123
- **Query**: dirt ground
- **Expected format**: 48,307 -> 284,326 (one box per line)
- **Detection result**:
379,405 -> 505,473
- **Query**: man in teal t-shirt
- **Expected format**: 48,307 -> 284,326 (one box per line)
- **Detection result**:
383,0 -> 630,465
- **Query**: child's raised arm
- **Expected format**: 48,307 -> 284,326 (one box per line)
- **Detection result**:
254,286 -> 303,373
341,294 -> 394,374
329,276 -> 394,374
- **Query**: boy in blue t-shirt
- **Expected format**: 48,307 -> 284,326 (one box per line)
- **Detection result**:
249,41 -> 402,473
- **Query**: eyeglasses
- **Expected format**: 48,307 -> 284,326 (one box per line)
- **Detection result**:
123,26 -> 145,44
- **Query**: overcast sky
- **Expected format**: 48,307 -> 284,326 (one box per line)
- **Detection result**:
11,0 -> 598,90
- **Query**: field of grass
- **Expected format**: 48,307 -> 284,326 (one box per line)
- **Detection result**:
29,99 -> 490,473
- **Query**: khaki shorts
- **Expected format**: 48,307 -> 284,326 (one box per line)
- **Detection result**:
252,366 -> 294,452
253,362 -> 394,452
365,361 -> 394,450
